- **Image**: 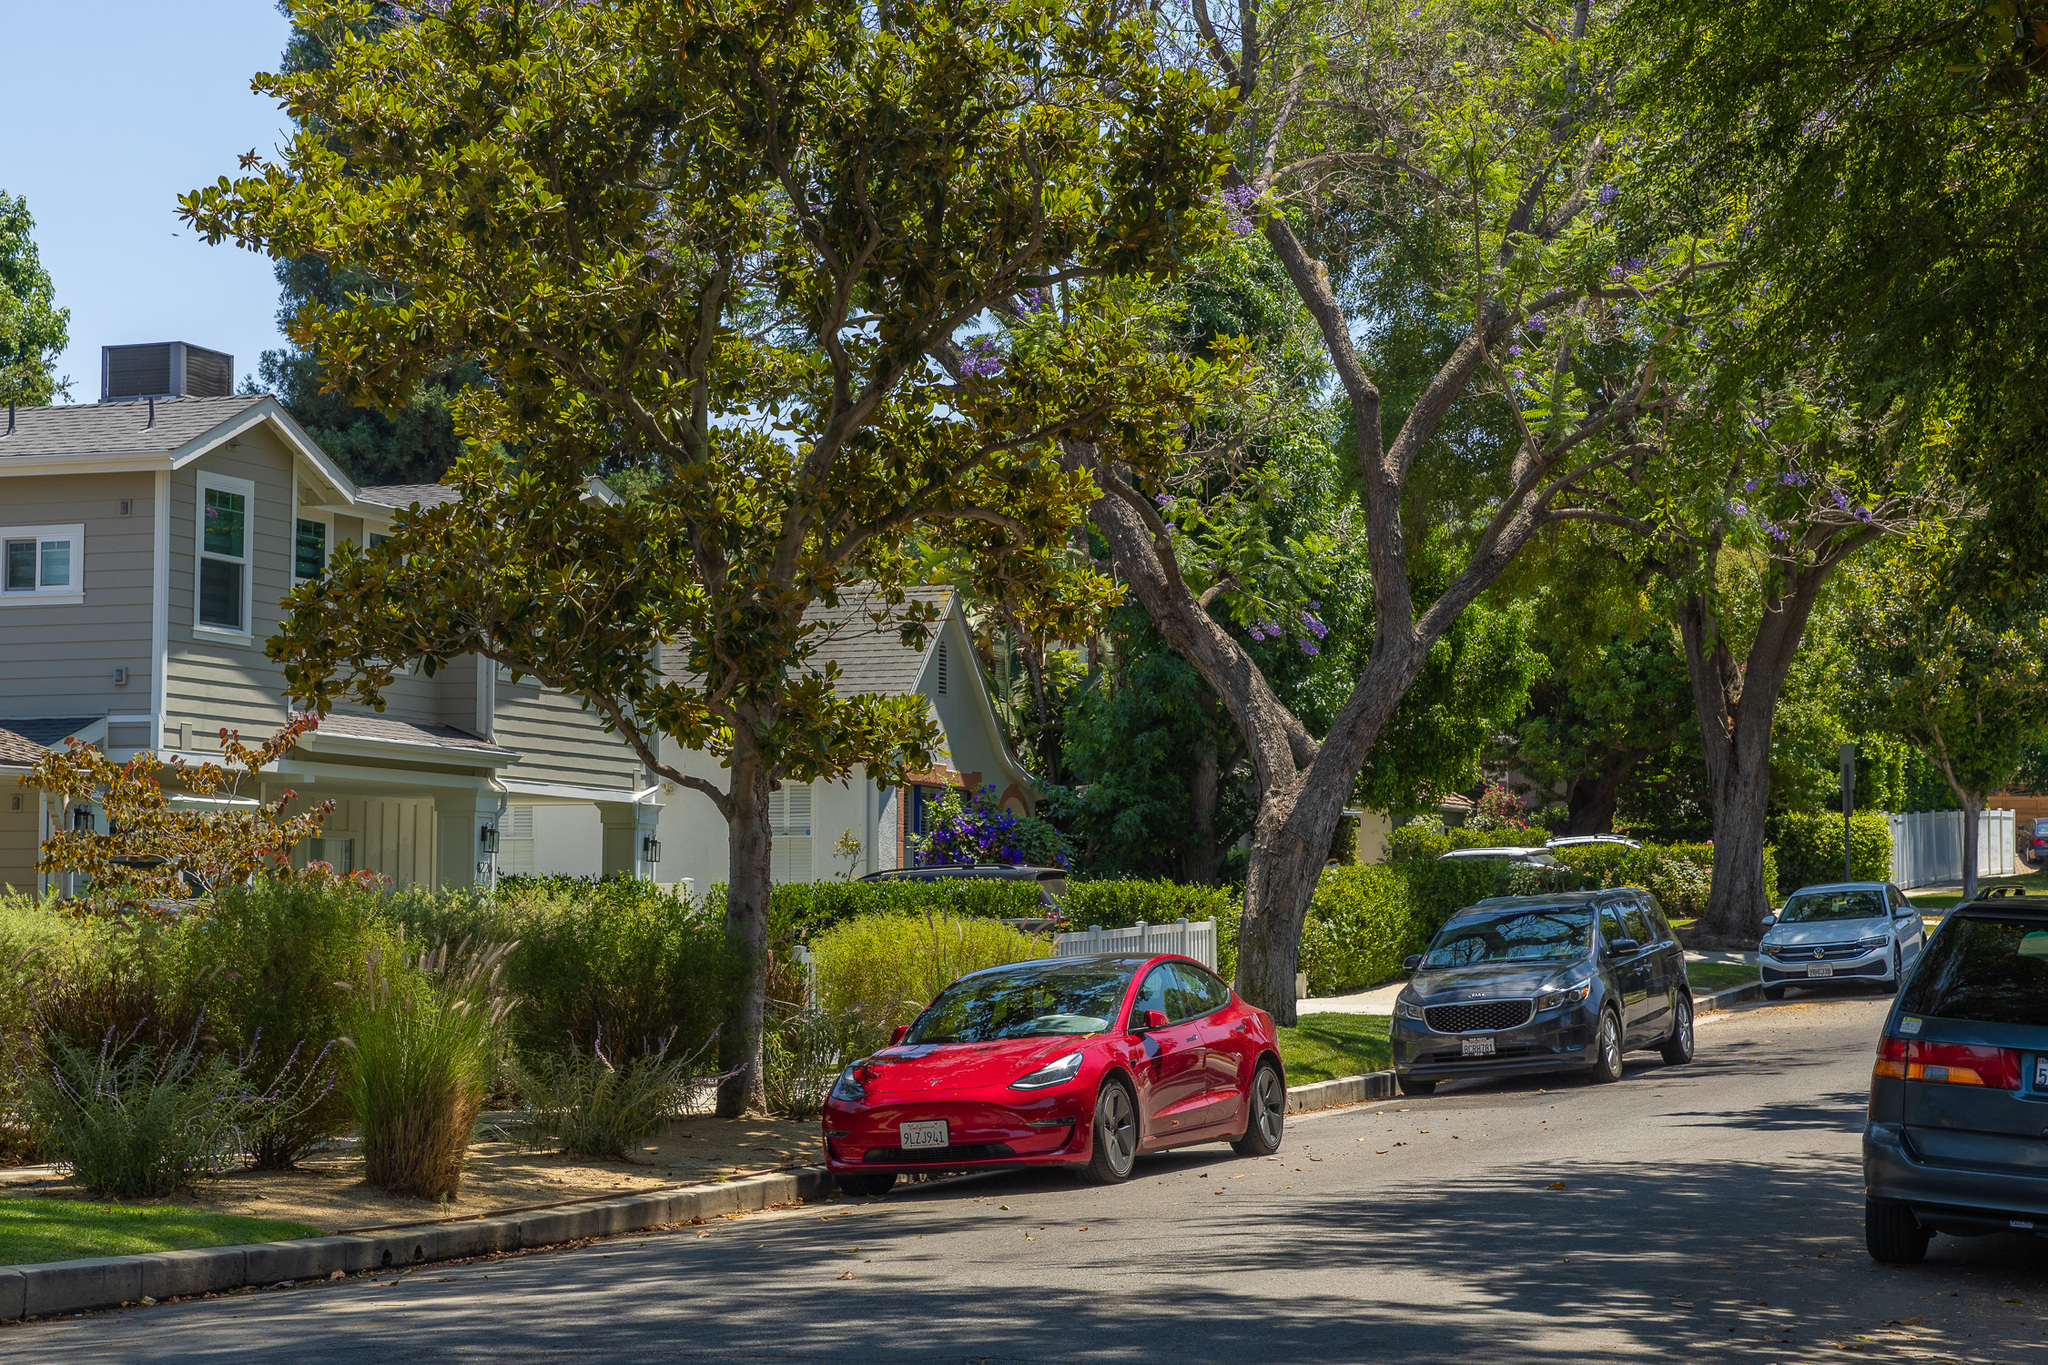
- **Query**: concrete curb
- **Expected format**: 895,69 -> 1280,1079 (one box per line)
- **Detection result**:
1,1166 -> 833,1323
1697,981 -> 1762,1014
1286,1070 -> 1396,1112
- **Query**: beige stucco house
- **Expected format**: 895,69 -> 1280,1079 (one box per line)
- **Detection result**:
1,343 -> 1037,897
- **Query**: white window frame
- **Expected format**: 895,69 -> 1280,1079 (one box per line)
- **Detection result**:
293,512 -> 330,584
194,473 -> 256,640
0,523 -> 84,606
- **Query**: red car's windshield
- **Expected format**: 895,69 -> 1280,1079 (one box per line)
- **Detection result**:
905,965 -> 1132,1043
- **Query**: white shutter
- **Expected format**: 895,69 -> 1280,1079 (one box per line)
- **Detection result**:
769,782 -> 812,883
500,804 -> 536,874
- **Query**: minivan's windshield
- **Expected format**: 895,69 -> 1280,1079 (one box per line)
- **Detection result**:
1898,915 -> 2048,1026
903,965 -> 1131,1044
1421,908 -> 1593,969
1778,889 -> 1885,924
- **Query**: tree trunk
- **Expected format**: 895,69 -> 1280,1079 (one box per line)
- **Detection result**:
715,742 -> 772,1117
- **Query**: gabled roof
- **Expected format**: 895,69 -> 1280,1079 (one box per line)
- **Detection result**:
659,586 -> 954,695
0,717 -> 98,768
354,484 -> 461,511
306,712 -> 518,761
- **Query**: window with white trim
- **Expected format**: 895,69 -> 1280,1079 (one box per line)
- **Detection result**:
0,524 -> 82,601
196,474 -> 254,633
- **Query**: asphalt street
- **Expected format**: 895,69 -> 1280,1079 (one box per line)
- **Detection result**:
9,994 -> 2048,1363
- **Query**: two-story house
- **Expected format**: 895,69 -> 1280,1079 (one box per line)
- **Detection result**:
1,342 -> 1038,896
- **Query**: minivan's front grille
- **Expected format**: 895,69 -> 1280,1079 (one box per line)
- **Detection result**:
1424,999 -> 1534,1034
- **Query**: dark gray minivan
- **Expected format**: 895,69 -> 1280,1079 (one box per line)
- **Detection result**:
1864,891 -> 2048,1263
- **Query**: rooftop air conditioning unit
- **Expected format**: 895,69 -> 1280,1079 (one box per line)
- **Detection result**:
100,342 -> 234,402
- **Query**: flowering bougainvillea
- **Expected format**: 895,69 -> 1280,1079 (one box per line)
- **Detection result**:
908,784 -> 1071,868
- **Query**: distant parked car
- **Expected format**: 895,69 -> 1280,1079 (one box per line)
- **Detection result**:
1434,847 -> 1565,869
824,953 -> 1285,1194
1863,889 -> 2048,1264
2027,818 -> 2048,866
1758,882 -> 1924,1000
1546,834 -> 1641,852
1388,889 -> 1693,1096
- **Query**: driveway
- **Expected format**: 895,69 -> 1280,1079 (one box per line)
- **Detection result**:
8,997 -> 2046,1363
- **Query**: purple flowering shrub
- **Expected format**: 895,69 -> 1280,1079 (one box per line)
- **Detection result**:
911,786 -> 1071,868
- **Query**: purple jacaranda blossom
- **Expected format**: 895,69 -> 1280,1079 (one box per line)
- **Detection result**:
1156,493 -> 1173,507
1298,639 -> 1321,656
1832,489 -> 1849,511
1408,4 -> 1421,15
1744,478 -> 1759,491
1731,500 -> 1748,517
1507,344 -> 1523,357
1624,257 -> 1643,270
1300,610 -> 1329,639
1598,184 -> 1619,206
1857,507 -> 1874,522
1590,210 -> 1605,224
958,338 -> 1005,377
1222,184 -> 1258,237
1247,624 -> 1267,642
1608,265 -> 1626,280
1525,314 -> 1545,333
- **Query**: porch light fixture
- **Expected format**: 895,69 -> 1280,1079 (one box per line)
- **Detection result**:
642,836 -> 662,865
72,806 -> 95,833
479,824 -> 499,856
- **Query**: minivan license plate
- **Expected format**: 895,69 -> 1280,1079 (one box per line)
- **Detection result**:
1807,965 -> 1833,978
2037,1056 -> 2047,1091
899,1120 -> 948,1150
1462,1037 -> 1496,1057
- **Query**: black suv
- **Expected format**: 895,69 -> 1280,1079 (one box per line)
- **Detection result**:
1389,890 -> 1695,1095
1863,889 -> 2048,1263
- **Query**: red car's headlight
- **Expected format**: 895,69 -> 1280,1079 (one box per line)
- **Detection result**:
1009,1051 -> 1085,1090
831,1063 -> 868,1103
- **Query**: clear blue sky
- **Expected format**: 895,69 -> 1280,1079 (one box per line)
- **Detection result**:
2,2 -> 296,403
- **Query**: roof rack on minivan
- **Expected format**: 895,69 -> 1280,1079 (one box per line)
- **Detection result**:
1981,886 -> 2037,899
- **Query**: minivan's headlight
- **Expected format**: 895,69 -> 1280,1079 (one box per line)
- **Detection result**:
1395,998 -> 1426,1022
830,1063 -> 867,1103
1010,1051 -> 1085,1090
1536,981 -> 1592,1012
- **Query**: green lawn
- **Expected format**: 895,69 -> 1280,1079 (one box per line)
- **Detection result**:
1276,1012 -> 1392,1084
1686,960 -> 1758,995
1905,868 -> 2048,911
0,1200 -> 318,1267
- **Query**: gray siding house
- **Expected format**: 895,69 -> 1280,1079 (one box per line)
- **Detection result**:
1,344 -> 1037,897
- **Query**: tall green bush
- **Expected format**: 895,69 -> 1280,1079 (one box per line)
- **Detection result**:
811,913 -> 1043,1052
1769,812 -> 1892,893
1064,879 -> 1242,979
769,877 -> 1043,946
173,881 -> 396,1167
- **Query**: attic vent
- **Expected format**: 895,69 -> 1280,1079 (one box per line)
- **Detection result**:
935,641 -> 947,695
101,342 -> 234,402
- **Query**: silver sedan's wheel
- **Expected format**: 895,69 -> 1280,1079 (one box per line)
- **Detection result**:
1232,1061 -> 1286,1156
1084,1079 -> 1138,1184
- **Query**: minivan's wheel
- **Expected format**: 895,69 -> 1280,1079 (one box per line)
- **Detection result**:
837,1171 -> 896,1199
1659,994 -> 1695,1066
1589,1009 -> 1624,1083
1396,1072 -> 1437,1096
1083,1077 -> 1138,1184
1232,1060 -> 1286,1156
1762,985 -> 1786,1001
1866,1197 -> 1930,1264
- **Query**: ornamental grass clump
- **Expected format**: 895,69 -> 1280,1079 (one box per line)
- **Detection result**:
344,938 -> 512,1201
811,911 -> 1041,1052
20,1021 -> 314,1198
508,1027 -> 717,1159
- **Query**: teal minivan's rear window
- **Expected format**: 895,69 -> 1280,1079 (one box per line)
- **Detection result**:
1898,916 -> 2048,1026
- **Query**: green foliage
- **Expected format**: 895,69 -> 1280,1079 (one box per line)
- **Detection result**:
1064,879 -> 1242,979
1770,812 -> 1893,894
385,878 -> 739,1066
767,877 -> 1043,948
1299,868 -> 1438,997
0,188 -> 70,405
508,1032 -> 713,1160
22,1029 -> 277,1198
173,881 -> 394,1167
762,1007 -> 871,1119
1273,1013 -> 1392,1086
344,941 -> 512,1201
810,913 -> 1043,1052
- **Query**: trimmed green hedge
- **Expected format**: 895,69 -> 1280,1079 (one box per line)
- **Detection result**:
1769,811 -> 1891,893
767,877 -> 1043,946
1064,880 -> 1242,978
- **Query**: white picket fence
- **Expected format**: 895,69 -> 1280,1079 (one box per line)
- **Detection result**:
1888,809 -> 2016,889
1049,919 -> 1218,971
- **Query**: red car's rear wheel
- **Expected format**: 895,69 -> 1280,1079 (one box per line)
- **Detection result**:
1232,1060 -> 1286,1156
1083,1078 -> 1138,1184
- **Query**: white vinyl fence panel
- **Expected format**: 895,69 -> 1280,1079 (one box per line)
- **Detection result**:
1050,919 -> 1218,972
1888,809 -> 2015,889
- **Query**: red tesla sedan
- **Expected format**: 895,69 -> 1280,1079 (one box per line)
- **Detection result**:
823,952 -> 1286,1195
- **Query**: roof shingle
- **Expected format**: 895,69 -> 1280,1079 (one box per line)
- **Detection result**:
353,484 -> 462,510
0,717 -> 96,767
309,711 -> 517,757
0,396 -> 266,458
660,586 -> 953,695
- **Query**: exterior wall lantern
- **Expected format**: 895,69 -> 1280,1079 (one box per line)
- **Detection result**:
642,835 -> 662,865
72,806 -> 95,833
479,824 -> 499,856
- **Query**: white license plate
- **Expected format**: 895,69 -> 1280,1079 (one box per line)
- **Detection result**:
1807,965 -> 1834,979
2037,1057 -> 2047,1090
898,1119 -> 949,1151
1461,1037 -> 1496,1057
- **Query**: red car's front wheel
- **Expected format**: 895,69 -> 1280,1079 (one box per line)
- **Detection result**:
1083,1078 -> 1138,1184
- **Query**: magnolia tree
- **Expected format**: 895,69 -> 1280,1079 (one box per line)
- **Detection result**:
183,0 -> 1233,1112
23,715 -> 333,900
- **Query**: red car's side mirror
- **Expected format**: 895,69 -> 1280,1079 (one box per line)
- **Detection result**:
1131,1009 -> 1169,1032
890,1024 -> 911,1046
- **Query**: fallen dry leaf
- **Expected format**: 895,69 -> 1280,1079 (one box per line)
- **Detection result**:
837,1272 -> 855,1281
1547,1182 -> 1566,1190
